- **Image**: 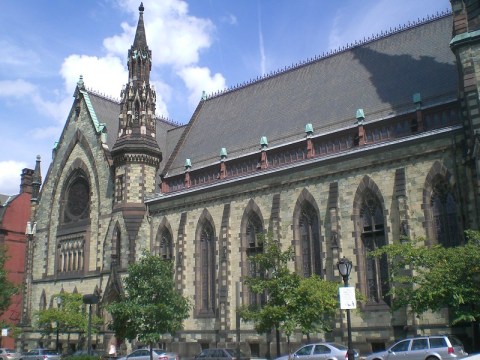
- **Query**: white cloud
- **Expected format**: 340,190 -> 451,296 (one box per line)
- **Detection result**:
32,95 -> 72,125
55,0 -> 221,121
60,54 -> 127,98
0,79 -> 36,97
177,66 -> 226,107
102,22 -> 134,61
151,80 -> 171,118
104,0 -> 214,68
0,39 -> 41,74
0,160 -> 28,196
0,79 -> 71,126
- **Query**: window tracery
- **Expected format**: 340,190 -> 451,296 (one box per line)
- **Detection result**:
63,176 -> 89,223
157,229 -> 173,260
359,190 -> 390,305
430,178 -> 461,247
58,234 -> 85,273
299,202 -> 321,277
200,222 -> 215,313
246,213 -> 264,306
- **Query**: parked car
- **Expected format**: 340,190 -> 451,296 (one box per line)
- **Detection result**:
117,349 -> 178,360
63,350 -> 103,358
0,349 -> 21,360
20,349 -> 61,360
194,348 -> 250,360
365,335 -> 468,360
275,343 -> 359,360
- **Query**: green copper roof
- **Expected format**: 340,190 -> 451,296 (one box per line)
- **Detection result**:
80,89 -> 107,136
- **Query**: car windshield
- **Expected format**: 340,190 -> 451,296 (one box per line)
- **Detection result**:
5,350 -> 15,353
331,344 -> 348,351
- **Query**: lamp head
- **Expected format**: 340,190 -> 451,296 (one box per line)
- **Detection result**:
337,257 -> 353,278
83,294 -> 99,304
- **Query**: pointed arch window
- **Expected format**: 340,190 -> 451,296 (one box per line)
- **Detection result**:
360,191 -> 390,305
200,222 -> 215,313
39,291 -> 47,311
57,166 -> 90,277
158,229 -> 173,260
299,202 -> 321,277
134,101 -> 140,124
246,213 -> 264,307
431,179 -> 461,247
112,227 -> 121,268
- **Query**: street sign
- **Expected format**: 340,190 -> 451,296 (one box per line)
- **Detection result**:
1,328 -> 8,336
339,286 -> 357,309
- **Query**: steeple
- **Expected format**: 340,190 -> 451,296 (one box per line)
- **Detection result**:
111,3 -> 161,211
133,3 -> 147,50
112,2 -> 161,164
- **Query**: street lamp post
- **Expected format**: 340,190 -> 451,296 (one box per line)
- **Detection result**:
83,294 -> 99,356
236,282 -> 242,360
56,296 -> 62,353
337,257 -> 355,360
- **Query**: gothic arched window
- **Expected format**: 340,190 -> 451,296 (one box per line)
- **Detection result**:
299,202 -> 321,277
112,226 -> 121,267
63,174 -> 90,224
430,179 -> 461,247
158,229 -> 173,260
360,191 -> 390,305
57,168 -> 89,275
246,213 -> 264,307
200,222 -> 215,313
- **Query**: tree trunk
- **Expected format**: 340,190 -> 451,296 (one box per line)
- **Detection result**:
276,327 -> 280,358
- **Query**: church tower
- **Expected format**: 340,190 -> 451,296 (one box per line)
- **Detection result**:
450,0 -> 480,229
111,3 -> 162,242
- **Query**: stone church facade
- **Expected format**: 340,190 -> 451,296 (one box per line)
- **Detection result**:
20,1 -> 480,357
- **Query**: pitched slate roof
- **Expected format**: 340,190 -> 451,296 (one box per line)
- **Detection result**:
164,14 -> 458,177
88,92 -> 120,151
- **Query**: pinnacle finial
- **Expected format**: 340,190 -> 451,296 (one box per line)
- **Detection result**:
77,75 -> 84,88
139,2 -> 144,12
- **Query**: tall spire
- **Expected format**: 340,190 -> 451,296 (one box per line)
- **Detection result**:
112,2 -> 160,150
133,3 -> 147,49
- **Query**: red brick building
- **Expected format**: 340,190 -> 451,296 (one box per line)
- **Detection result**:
0,158 -> 40,348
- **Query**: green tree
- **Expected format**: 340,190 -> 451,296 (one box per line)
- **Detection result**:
107,251 -> 190,360
369,230 -> 480,325
0,245 -> 18,316
35,292 -> 102,349
239,232 -> 339,354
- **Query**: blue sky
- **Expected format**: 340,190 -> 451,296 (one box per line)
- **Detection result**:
0,0 -> 451,195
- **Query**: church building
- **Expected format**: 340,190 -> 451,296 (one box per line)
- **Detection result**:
21,1 -> 480,357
